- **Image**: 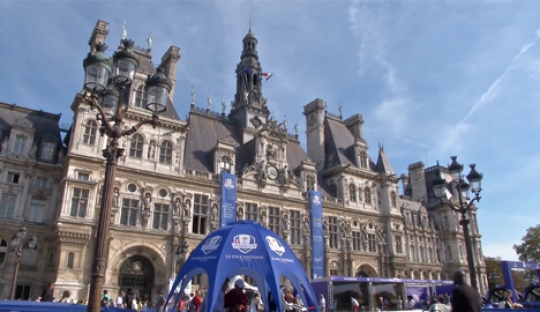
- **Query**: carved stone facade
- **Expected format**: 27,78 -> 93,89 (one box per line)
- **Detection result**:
0,19 -> 486,302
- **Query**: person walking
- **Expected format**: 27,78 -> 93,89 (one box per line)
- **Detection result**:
450,270 -> 481,312
318,294 -> 326,312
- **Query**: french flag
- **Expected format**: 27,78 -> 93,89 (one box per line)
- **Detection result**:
262,72 -> 273,81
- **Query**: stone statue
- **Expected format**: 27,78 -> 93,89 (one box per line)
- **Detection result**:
260,210 -> 267,227
255,160 -> 267,184
283,214 -> 290,232
243,90 -> 249,102
346,223 -> 352,238
143,193 -> 151,210
184,200 -> 191,217
211,204 -> 219,222
282,116 -> 288,129
191,86 -> 196,105
323,100 -> 328,111
121,21 -> 127,40
262,97 -> 268,107
207,97 -> 212,110
29,143 -> 37,159
57,149 -> 65,162
360,224 -> 368,240
266,145 -> 277,158
280,166 -> 289,185
294,124 -> 299,136
1,138 -> 7,154
147,32 -> 153,49
236,207 -> 244,221
303,217 -> 310,234
173,198 -> 181,216
322,219 -> 329,233
340,222 -> 347,238
113,188 -> 119,208
339,105 -> 343,116
148,141 -> 156,160
221,97 -> 226,113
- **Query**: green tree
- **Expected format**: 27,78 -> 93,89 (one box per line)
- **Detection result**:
514,224 -> 540,262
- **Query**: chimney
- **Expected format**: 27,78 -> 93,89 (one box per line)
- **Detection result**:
88,20 -> 109,53
344,114 -> 365,142
303,99 -> 325,171
160,46 -> 181,100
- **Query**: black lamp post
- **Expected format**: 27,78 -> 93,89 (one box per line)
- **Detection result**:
433,156 -> 483,290
488,269 -> 500,280
10,226 -> 37,300
82,39 -> 172,312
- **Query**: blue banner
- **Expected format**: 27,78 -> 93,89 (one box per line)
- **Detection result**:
310,190 -> 324,279
220,172 -> 237,227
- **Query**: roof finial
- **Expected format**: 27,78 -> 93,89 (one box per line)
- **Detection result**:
121,21 -> 127,40
221,96 -> 227,114
147,32 -> 153,49
190,85 -> 196,106
248,12 -> 253,32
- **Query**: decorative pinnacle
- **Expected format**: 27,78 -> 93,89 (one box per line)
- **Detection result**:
120,39 -> 135,50
95,43 -> 108,53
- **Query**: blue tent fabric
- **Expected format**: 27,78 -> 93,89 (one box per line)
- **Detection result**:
0,301 -> 132,312
166,221 -> 318,312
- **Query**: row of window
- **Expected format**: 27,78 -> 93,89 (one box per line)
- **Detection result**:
9,134 -> 56,161
83,122 -> 175,165
4,171 -> 48,187
0,193 -> 46,223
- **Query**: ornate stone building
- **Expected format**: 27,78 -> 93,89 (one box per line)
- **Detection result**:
0,20 -> 487,301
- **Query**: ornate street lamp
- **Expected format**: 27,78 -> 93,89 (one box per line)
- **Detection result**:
10,226 -> 37,300
82,39 -> 173,312
83,44 -> 112,92
433,156 -> 483,290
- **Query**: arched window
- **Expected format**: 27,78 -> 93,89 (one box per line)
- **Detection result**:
134,85 -> 148,108
0,239 -> 7,266
390,191 -> 397,208
159,141 -> 173,164
329,184 -> 337,197
220,156 -> 233,173
364,187 -> 371,204
306,175 -> 315,192
129,134 -> 144,158
359,151 -> 368,169
67,252 -> 75,268
349,184 -> 356,202
83,120 -> 98,145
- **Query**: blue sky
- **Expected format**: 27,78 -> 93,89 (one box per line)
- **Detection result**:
1,0 -> 539,261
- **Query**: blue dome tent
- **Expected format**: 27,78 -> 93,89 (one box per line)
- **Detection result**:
165,221 -> 318,312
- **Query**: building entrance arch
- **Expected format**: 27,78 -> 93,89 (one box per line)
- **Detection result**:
119,255 -> 155,301
355,264 -> 378,277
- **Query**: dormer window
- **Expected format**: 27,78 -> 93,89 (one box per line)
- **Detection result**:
329,184 -> 337,197
14,134 -> 27,155
220,156 -> 233,173
359,151 -> 368,169
83,120 -> 98,145
40,141 -> 56,162
134,85 -> 148,108
306,175 -> 315,192
77,172 -> 90,181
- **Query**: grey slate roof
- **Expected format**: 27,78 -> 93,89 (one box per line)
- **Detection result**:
0,102 -> 63,160
323,116 -> 377,171
184,112 -> 247,174
184,109 -> 312,176
375,147 -> 395,174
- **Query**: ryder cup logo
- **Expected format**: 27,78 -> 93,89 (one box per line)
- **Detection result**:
265,236 -> 285,256
232,234 -> 257,254
201,236 -> 222,254
224,178 -> 235,190
312,195 -> 321,205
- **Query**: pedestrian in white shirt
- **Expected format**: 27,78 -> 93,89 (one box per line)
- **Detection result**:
116,291 -> 125,308
249,293 -> 264,312
319,294 -> 326,312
